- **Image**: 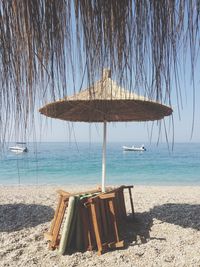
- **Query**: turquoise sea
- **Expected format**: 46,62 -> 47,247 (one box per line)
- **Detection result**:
0,142 -> 200,186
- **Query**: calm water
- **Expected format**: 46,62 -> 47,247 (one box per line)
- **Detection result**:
0,142 -> 200,186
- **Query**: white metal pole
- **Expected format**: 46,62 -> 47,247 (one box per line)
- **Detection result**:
102,121 -> 107,192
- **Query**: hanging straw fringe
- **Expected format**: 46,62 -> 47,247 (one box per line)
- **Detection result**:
0,0 -> 199,142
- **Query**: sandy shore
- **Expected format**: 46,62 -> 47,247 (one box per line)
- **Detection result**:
0,185 -> 200,267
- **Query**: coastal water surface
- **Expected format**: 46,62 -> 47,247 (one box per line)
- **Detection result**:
0,142 -> 200,186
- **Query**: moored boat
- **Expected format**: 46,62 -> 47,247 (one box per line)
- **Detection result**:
123,144 -> 146,151
9,142 -> 28,153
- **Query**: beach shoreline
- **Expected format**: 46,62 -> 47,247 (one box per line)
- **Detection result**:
0,185 -> 200,266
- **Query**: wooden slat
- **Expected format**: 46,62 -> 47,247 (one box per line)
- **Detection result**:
99,192 -> 115,199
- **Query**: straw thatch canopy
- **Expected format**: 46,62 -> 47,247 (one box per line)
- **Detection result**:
39,69 -> 172,122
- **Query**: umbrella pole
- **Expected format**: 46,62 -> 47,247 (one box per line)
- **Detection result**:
102,121 -> 107,192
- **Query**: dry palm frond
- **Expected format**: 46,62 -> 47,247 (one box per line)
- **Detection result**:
0,0 -> 199,142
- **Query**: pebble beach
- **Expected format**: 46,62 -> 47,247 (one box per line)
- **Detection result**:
0,185 -> 200,267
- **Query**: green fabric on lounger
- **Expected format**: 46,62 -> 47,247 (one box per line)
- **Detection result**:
58,196 -> 77,255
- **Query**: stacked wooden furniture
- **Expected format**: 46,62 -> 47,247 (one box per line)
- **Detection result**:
44,185 -> 134,255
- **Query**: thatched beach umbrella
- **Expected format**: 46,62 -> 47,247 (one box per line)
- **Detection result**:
39,69 -> 172,192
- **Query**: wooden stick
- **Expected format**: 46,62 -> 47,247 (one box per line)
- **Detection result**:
128,187 -> 134,216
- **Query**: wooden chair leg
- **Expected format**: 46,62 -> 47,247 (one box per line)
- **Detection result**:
122,185 -> 134,219
90,199 -> 105,255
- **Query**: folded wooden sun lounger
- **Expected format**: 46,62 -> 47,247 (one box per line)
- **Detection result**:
44,185 -> 134,255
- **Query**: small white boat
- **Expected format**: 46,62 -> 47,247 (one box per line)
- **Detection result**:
123,144 -> 146,151
9,142 -> 28,153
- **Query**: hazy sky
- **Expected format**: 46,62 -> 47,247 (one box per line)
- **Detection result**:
31,50 -> 200,144
36,73 -> 200,144
37,108 -> 199,144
